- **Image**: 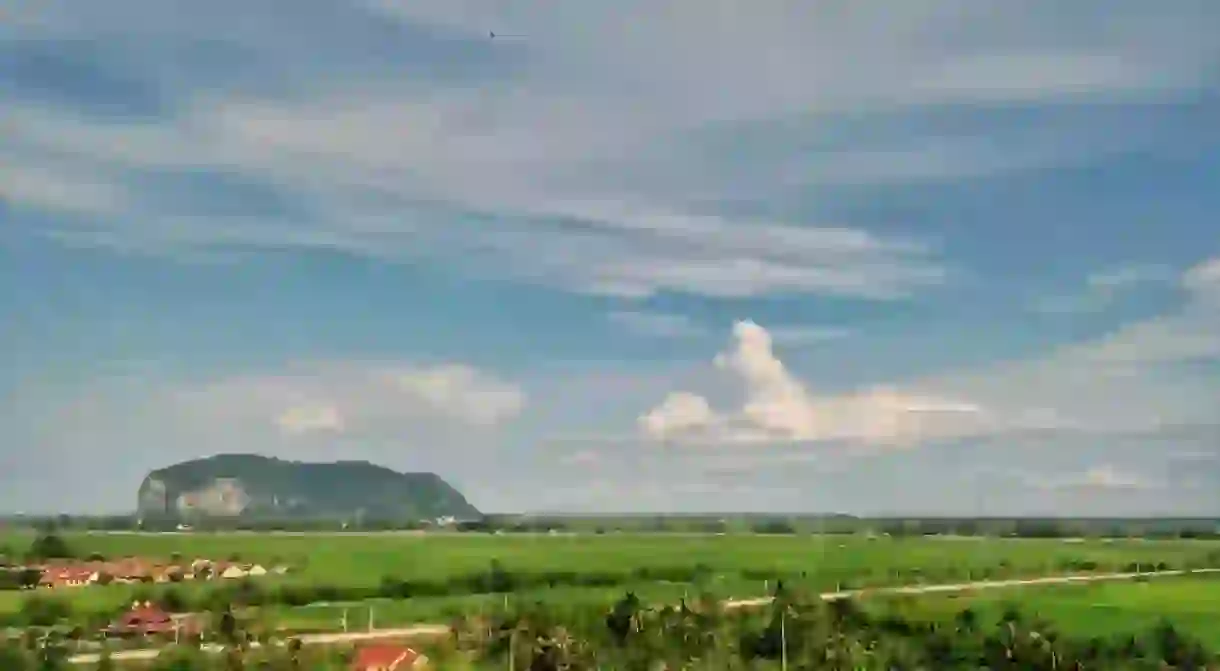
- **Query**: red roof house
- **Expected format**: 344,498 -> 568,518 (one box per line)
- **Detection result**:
39,567 -> 92,588
104,602 -> 194,637
350,644 -> 427,670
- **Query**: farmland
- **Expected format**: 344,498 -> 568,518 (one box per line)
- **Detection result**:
2,530 -> 1218,625
5,531 -> 1219,584
876,572 -> 1220,649
2,530 -> 1220,668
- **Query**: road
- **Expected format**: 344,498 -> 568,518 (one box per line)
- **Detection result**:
67,567 -> 1220,665
723,567 -> 1220,609
67,625 -> 452,665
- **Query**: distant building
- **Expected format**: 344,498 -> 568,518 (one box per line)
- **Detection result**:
350,643 -> 428,670
104,601 -> 198,638
219,564 -> 248,579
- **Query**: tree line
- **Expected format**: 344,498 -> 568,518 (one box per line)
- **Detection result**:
7,513 -> 1220,538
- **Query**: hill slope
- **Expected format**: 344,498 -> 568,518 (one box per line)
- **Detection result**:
136,454 -> 480,521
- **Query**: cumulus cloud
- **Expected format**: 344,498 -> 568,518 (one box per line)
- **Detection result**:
638,392 -> 720,438
639,320 -> 987,446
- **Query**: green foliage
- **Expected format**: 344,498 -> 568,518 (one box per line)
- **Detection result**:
446,590 -> 1220,670
20,594 -> 72,627
27,534 -> 75,561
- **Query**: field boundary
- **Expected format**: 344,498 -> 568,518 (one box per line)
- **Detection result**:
66,567 -> 1220,665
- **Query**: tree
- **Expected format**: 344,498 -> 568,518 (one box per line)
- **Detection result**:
20,594 -> 72,627
18,568 -> 42,589
0,640 -> 32,671
955,607 -> 978,633
218,608 -> 239,645
27,534 -> 74,561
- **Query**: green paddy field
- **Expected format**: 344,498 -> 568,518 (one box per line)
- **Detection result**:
877,573 -> 1220,649
2,530 -> 1217,638
4,531 -> 1216,586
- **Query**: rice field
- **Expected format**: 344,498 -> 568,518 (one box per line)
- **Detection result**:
876,573 -> 1220,649
4,531 -> 1216,587
2,531 -> 1217,633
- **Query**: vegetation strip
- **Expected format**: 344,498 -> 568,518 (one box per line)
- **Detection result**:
64,567 -> 1220,665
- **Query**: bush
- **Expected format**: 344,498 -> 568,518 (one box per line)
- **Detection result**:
20,594 -> 72,627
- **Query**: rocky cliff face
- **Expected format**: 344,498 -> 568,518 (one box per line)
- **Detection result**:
136,454 -> 480,521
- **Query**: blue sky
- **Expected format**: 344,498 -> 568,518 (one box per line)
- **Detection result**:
2,0 -> 1219,515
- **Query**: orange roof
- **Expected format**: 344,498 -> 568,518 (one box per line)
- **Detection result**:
350,644 -> 421,670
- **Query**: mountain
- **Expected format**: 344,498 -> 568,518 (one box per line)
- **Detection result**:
136,454 -> 480,521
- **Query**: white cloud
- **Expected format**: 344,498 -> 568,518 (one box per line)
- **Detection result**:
11,98 -> 945,299
1030,264 -> 1173,315
606,311 -> 849,344
369,1 -> 1218,117
10,1 -> 1217,300
638,392 -> 719,439
275,403 -> 345,436
1054,258 -> 1220,366
0,162 -> 129,216
1035,465 -> 1158,492
901,258 -> 1220,434
640,320 -> 987,447
1087,264 -> 1174,290
638,255 -> 1220,448
766,325 -> 853,346
174,362 -> 525,433
393,364 -> 526,426
1183,256 -> 1220,297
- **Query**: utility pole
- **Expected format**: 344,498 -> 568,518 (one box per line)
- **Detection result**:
368,605 -> 374,632
341,608 -> 348,633
780,607 -> 787,671
508,627 -> 515,671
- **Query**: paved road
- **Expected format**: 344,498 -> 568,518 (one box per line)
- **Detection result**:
724,567 -> 1220,609
67,568 -> 1220,665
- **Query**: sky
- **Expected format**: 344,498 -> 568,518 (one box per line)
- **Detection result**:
2,0 -> 1219,516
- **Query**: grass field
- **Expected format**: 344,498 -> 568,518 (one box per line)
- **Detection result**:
2,531 -> 1218,634
5,532 -> 1217,585
876,573 -> 1220,649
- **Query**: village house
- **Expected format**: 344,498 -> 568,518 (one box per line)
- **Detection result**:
104,601 -> 199,638
38,567 -> 93,589
27,556 -> 284,590
219,563 -> 249,579
350,644 -> 428,670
